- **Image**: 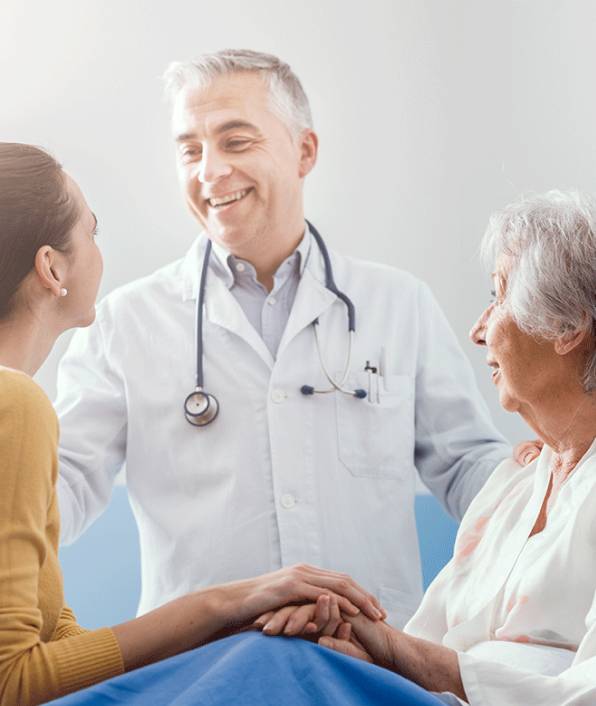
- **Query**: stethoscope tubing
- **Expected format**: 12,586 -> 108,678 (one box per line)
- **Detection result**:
184,221 -> 365,426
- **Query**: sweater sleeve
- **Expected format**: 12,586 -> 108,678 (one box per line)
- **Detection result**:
0,372 -> 123,706
51,607 -> 88,640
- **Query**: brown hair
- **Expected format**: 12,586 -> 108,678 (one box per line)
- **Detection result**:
0,143 -> 80,320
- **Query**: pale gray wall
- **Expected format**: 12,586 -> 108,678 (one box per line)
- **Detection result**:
2,0 -> 595,446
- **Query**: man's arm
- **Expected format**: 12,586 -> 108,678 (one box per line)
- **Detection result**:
55,301 -> 127,545
413,282 -> 511,520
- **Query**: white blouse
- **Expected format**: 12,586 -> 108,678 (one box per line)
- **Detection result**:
406,438 -> 596,705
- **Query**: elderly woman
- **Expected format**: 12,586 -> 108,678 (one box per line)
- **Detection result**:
312,189 -> 596,705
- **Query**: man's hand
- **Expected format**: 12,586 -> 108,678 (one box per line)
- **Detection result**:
514,439 -> 543,466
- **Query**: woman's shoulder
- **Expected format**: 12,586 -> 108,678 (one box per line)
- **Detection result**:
458,457 -> 534,531
0,367 -> 57,427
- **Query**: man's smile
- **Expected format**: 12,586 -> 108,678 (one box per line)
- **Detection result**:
206,187 -> 253,209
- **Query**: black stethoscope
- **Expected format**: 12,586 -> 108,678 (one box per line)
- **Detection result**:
184,221 -> 367,426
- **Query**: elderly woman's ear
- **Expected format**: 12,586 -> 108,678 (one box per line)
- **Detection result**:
553,321 -> 595,356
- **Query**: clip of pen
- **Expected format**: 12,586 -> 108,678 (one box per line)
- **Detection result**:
364,361 -> 380,404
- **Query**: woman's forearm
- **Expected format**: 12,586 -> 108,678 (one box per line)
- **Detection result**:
112,583 -> 240,671
387,631 -> 466,701
111,564 -> 383,673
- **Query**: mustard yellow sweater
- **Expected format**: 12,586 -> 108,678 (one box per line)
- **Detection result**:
0,368 -> 124,705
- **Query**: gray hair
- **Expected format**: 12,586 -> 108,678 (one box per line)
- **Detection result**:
481,190 -> 596,392
163,49 -> 313,134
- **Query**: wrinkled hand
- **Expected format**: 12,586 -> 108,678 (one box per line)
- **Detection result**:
236,564 -> 385,627
318,612 -> 398,670
514,439 -> 544,466
254,594 -> 345,637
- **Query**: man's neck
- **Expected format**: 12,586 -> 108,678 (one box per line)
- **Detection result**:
228,224 -> 306,292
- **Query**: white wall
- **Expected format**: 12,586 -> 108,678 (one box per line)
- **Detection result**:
2,0 -> 596,445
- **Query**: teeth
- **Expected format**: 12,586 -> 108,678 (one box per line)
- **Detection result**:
208,189 -> 249,207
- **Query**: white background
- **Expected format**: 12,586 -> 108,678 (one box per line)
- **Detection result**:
2,0 -> 596,445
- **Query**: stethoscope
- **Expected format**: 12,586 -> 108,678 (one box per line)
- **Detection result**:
184,221 -> 367,427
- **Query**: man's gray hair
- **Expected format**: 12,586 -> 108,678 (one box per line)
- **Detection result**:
481,190 -> 596,392
163,49 -> 313,134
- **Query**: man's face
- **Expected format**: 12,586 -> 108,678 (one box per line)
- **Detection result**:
172,72 -> 316,252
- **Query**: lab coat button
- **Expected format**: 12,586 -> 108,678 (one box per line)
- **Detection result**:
271,389 -> 287,403
280,494 -> 296,509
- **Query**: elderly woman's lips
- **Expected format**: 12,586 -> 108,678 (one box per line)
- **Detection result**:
487,360 -> 500,381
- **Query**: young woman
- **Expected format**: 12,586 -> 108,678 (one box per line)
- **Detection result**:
0,143 -> 383,706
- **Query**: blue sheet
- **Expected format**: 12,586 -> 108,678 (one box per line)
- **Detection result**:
46,631 -> 450,705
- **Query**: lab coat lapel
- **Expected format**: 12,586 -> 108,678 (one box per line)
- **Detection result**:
277,250 -> 337,357
183,235 -> 274,368
204,274 -> 275,369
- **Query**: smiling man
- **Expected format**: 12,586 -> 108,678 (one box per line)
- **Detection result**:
173,71 -> 316,291
55,49 -> 514,628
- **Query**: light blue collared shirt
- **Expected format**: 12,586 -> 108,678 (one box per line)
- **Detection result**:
210,227 -> 311,357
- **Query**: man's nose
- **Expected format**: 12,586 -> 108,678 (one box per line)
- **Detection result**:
469,306 -> 491,346
197,147 -> 232,184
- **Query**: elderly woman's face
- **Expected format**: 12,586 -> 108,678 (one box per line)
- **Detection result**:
469,255 -> 555,415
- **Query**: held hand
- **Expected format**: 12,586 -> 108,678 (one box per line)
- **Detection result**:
318,625 -> 373,663
254,594 -> 344,637
514,439 -> 544,466
319,612 -> 397,670
320,613 -> 467,699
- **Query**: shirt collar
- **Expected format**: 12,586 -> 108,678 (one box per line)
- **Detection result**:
209,222 -> 312,290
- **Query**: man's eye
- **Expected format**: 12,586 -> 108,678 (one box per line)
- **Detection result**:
226,139 -> 251,150
180,147 -> 201,162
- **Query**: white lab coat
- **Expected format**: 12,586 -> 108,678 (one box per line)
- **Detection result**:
56,232 -> 509,626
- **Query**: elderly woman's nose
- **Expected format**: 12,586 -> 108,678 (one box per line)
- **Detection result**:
469,308 -> 489,346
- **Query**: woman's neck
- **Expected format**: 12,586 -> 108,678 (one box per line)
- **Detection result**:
522,388 -> 596,476
0,310 -> 58,376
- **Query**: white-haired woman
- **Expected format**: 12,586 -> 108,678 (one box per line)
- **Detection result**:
313,190 -> 596,705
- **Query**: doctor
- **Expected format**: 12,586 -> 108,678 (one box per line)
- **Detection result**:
56,49 -> 512,628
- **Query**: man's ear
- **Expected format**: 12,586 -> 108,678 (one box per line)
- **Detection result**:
33,246 -> 66,298
554,324 -> 590,355
298,129 -> 318,178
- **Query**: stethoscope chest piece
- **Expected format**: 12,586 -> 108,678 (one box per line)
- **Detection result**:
184,388 -> 220,426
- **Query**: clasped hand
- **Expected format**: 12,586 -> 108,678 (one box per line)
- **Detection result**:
253,593 -> 396,669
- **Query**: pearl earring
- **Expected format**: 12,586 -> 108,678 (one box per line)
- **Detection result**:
60,288 -> 68,297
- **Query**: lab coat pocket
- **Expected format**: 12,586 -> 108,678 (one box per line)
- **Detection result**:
379,585 -> 421,629
336,373 -> 414,479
